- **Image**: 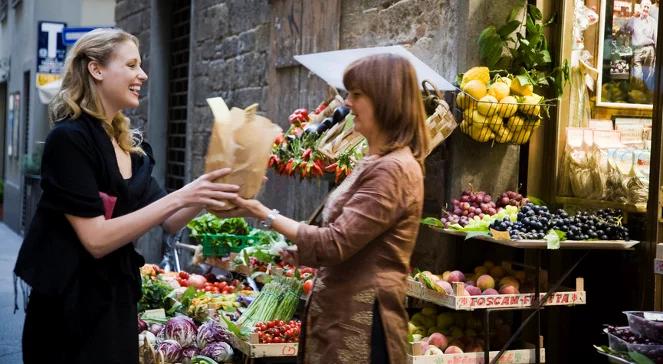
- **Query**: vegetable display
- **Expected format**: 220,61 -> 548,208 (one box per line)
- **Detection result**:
236,276 -> 303,331
164,316 -> 198,347
255,320 -> 302,344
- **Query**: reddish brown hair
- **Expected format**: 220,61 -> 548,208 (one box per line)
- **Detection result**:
343,53 -> 429,168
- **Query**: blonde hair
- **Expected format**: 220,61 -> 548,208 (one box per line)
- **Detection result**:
343,54 -> 429,169
49,28 -> 143,154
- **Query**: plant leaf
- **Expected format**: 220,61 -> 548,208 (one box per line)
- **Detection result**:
528,4 -> 543,20
421,217 -> 445,228
465,231 -> 490,240
544,13 -> 557,26
516,74 -> 531,86
498,20 -> 521,39
527,196 -> 547,206
628,352 -> 655,364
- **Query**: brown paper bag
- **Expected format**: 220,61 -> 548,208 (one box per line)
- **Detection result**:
204,97 -> 282,209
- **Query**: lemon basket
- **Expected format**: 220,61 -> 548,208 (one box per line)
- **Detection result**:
455,89 -> 556,145
200,233 -> 255,257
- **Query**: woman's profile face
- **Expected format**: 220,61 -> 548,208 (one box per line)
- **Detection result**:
95,40 -> 148,112
346,89 -> 378,138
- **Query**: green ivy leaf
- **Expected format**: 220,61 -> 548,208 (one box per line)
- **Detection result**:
528,4 -> 543,20
498,20 -> 521,39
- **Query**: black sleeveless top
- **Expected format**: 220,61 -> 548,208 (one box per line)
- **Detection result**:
14,113 -> 166,363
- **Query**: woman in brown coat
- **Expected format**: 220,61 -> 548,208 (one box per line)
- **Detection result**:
231,54 -> 429,363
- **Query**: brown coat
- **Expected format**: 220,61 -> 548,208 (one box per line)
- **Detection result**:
296,147 -> 424,364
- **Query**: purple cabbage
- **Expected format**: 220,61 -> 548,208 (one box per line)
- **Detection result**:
181,346 -> 199,362
149,323 -> 164,336
157,339 -> 182,363
196,320 -> 230,348
165,316 -> 198,347
200,341 -> 233,362
138,317 -> 148,333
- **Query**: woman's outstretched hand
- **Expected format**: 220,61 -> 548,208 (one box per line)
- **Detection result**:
173,168 -> 240,210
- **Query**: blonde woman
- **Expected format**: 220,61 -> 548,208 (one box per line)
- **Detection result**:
14,28 -> 238,363
231,54 -> 428,364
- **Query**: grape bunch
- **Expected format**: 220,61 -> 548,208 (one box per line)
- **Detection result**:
489,203 -> 550,239
550,208 -> 629,241
605,325 -> 656,345
496,191 -> 529,208
441,189 -> 498,227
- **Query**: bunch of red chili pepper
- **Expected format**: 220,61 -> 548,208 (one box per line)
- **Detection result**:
267,105 -> 358,183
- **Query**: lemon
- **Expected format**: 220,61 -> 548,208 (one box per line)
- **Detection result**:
510,77 -> 534,96
519,95 -> 542,116
507,115 -> 526,131
497,76 -> 512,88
511,127 -> 533,144
488,82 -> 510,101
496,96 -> 518,117
462,79 -> 488,100
460,66 -> 490,88
490,123 -> 513,143
456,92 -> 477,110
477,95 -> 498,116
469,122 -> 495,142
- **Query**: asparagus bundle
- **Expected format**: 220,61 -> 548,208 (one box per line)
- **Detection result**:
236,276 -> 303,330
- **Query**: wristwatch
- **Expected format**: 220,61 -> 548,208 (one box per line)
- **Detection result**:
259,209 -> 280,230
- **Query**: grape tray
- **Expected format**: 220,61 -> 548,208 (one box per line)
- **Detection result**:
406,278 -> 586,311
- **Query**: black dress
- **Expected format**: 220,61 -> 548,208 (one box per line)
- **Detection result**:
14,113 -> 166,364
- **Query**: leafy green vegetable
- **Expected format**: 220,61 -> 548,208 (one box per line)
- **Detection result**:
138,278 -> 174,312
187,214 -> 250,240
477,0 -> 568,97
629,352 -> 655,364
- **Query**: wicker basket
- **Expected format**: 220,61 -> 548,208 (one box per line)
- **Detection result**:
455,89 -> 556,145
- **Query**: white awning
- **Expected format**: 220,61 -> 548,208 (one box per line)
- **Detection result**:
294,45 -> 455,91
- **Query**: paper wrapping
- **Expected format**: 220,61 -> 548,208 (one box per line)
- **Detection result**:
204,97 -> 282,209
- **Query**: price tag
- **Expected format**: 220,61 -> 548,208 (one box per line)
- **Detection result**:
490,228 -> 511,241
643,312 -> 663,321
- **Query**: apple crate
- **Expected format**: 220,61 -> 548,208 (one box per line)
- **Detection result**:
408,339 -> 546,364
455,89 -> 555,145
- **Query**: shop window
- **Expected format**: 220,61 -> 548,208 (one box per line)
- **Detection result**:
165,0 -> 191,192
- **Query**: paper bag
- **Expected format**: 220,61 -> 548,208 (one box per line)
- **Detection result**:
204,97 -> 282,209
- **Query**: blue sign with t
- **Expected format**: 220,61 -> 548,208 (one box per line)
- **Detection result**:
37,21 -> 67,74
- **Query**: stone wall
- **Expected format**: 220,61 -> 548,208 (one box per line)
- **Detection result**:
189,0 -> 271,178
115,0 -> 151,130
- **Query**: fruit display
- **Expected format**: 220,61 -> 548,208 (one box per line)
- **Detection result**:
408,307 -> 514,354
496,190 -> 529,208
413,260 -> 530,297
437,188 -> 519,228
490,205 -> 630,241
254,320 -> 302,344
456,66 -> 548,144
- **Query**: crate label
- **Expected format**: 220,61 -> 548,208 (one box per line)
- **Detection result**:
281,344 -> 298,356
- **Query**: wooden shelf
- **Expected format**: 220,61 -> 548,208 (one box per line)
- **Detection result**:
428,226 -> 640,250
406,278 -> 586,311
555,196 -> 647,214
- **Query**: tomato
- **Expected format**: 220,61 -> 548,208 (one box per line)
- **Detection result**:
272,336 -> 283,343
226,286 -> 235,293
268,321 -> 276,329
277,320 -> 285,327
178,271 -> 189,279
302,279 -> 314,295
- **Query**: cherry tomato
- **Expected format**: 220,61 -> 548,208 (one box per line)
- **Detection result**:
303,279 -> 314,295
178,271 -> 189,279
